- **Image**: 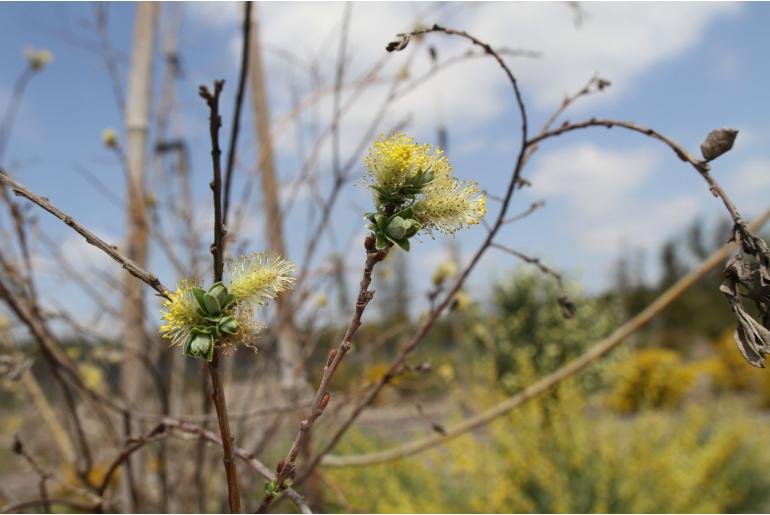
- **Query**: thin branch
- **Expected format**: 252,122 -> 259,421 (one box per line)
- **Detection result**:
502,200 -> 545,226
256,239 -> 387,512
223,1 -> 252,228
490,243 -> 564,288
199,79 -> 242,514
161,418 -> 312,514
96,424 -> 167,500
529,118 -> 744,225
13,435 -> 52,514
0,168 -> 170,298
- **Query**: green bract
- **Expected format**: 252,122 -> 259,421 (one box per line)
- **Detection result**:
366,206 -> 422,252
183,282 -> 239,362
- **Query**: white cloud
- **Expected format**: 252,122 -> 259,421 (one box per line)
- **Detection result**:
529,143 -> 704,253
530,143 -> 658,218
459,2 -> 740,109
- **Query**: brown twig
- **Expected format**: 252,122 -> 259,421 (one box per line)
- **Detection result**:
199,79 -> 242,514
490,243 -> 564,288
161,418 -> 312,514
13,435 -> 52,514
223,1 -> 253,228
501,199 -> 545,226
0,168 -> 170,298
529,118 -> 744,225
256,239 -> 387,512
96,424 -> 168,501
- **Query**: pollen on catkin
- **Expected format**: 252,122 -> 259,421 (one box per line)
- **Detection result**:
159,280 -> 201,348
414,175 -> 487,235
225,253 -> 296,306
362,132 -> 487,250
364,132 -> 451,191
23,47 -> 52,70
159,253 -> 295,359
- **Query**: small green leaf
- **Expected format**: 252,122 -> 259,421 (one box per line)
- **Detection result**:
208,282 -> 230,307
374,214 -> 389,232
202,293 -> 222,317
192,288 -> 207,312
222,293 -> 236,310
219,316 -> 239,335
386,216 -> 408,240
375,233 -> 390,249
185,331 -> 214,361
394,238 -> 411,252
398,206 -> 415,220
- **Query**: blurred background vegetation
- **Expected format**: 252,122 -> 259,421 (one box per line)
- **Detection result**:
313,219 -> 770,513
5,218 -> 770,512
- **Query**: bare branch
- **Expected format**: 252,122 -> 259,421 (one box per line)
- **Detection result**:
0,169 -> 171,298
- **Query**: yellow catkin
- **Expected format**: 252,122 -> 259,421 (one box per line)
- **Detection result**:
364,132 -> 451,191
159,279 -> 200,347
414,177 -> 487,235
225,253 -> 295,305
364,132 -> 487,236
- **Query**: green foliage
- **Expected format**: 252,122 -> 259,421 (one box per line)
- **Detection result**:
481,270 -> 620,392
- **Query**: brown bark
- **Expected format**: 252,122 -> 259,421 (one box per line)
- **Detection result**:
121,2 -> 159,509
248,9 -> 309,395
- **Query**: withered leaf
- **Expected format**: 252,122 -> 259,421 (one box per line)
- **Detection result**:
721,242 -> 770,367
733,307 -> 770,368
386,34 -> 410,53
700,128 -> 739,162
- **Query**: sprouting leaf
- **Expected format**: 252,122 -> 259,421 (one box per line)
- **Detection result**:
202,293 -> 222,317
700,128 -> 739,162
394,238 -> 410,252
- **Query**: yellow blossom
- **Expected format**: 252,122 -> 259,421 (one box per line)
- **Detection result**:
451,291 -> 472,312
432,260 -> 458,286
414,175 -> 487,235
225,253 -> 295,306
159,280 -> 201,347
362,132 -> 486,245
364,132 -> 450,191
23,47 -> 53,70
101,128 -> 118,148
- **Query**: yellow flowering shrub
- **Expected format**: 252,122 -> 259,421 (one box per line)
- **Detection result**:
606,348 -> 702,413
326,384 -> 770,513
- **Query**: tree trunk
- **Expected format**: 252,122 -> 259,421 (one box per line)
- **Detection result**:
121,2 -> 158,510
248,8 -> 309,395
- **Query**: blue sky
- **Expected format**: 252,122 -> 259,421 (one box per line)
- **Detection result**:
2,2 -> 770,329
